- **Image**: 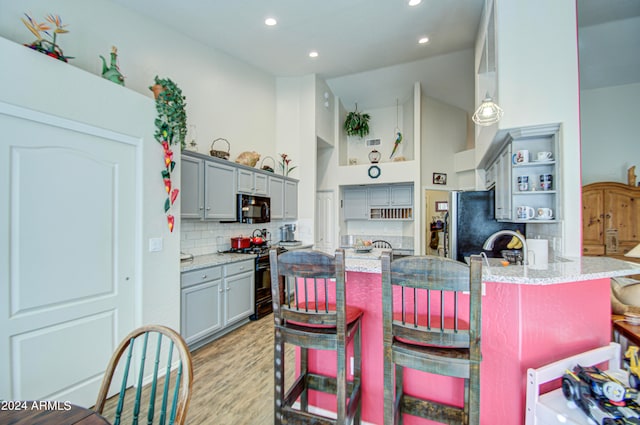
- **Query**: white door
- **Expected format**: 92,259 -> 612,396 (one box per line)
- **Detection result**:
0,103 -> 136,406
316,190 -> 335,249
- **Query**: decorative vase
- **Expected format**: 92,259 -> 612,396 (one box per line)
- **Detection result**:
151,84 -> 165,100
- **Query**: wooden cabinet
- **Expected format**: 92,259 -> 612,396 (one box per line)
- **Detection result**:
582,182 -> 640,258
181,259 -> 254,349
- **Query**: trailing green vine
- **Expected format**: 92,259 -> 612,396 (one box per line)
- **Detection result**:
150,76 -> 187,232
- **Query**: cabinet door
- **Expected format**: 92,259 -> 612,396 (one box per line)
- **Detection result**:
582,189 -> 604,246
181,279 -> 223,345
606,189 -> 638,243
237,169 -> 254,194
343,188 -> 368,220
391,185 -> 413,206
224,271 -> 254,326
204,161 -> 236,220
180,155 -> 204,219
495,146 -> 512,220
284,180 -> 298,219
254,173 -> 268,196
369,186 -> 390,206
269,176 -> 284,220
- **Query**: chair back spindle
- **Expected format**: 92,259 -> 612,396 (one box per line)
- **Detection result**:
94,325 -> 193,425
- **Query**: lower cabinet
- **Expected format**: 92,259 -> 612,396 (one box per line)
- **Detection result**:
181,259 -> 254,349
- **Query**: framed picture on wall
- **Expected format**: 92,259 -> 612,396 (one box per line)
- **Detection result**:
435,201 -> 448,212
433,173 -> 447,185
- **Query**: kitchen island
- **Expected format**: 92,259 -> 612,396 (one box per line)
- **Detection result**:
300,249 -> 640,425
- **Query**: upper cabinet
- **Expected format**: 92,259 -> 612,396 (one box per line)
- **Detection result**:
181,151 -> 298,221
343,183 -> 413,221
487,124 -> 561,224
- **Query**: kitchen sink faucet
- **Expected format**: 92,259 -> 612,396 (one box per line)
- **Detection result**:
482,230 -> 528,265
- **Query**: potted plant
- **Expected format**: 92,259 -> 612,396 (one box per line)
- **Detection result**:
21,13 -> 73,62
150,76 -> 187,150
344,104 -> 370,138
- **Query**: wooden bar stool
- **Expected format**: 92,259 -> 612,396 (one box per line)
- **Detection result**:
381,253 -> 483,425
270,248 -> 363,425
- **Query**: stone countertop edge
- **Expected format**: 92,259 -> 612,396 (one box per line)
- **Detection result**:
340,250 -> 640,285
180,252 -> 256,272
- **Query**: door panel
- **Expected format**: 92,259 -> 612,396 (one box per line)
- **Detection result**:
0,105 -> 136,406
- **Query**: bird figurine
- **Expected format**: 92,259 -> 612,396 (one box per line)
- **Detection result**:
389,130 -> 403,159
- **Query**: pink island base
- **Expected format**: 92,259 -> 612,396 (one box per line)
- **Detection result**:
300,271 -> 611,425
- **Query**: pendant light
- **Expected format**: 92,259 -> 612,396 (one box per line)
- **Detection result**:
472,93 -> 503,126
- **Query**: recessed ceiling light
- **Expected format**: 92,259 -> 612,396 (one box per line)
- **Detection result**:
409,0 -> 422,6
309,51 -> 319,58
418,36 -> 430,44
265,17 -> 277,26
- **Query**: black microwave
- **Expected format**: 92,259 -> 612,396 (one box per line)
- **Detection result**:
238,194 -> 270,223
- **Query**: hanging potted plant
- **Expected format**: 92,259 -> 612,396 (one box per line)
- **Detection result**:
344,104 -> 370,138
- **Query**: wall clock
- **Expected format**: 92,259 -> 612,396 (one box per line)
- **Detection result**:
368,165 -> 381,179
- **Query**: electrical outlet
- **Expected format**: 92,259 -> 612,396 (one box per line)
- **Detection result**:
149,237 -> 163,252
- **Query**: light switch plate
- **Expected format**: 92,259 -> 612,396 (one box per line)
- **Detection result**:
149,237 -> 163,252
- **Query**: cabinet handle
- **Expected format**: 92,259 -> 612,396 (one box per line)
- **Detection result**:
226,286 -> 230,292
199,206 -> 204,210
219,288 -> 224,293
201,274 -> 207,279
206,207 -> 211,211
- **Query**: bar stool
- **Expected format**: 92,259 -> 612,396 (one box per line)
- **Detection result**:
381,252 -> 483,425
270,248 -> 363,425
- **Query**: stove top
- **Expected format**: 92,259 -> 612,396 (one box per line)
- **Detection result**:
222,245 -> 284,256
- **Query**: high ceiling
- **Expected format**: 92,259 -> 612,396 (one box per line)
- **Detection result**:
108,0 -> 640,110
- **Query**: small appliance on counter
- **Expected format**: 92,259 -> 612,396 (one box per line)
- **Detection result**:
280,224 -> 297,243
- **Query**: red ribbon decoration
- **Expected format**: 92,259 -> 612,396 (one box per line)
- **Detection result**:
170,188 -> 179,204
167,214 -> 175,232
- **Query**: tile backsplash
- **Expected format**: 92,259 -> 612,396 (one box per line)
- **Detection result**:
181,220 -> 296,256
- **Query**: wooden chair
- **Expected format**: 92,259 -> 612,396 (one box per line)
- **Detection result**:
381,252 -> 483,425
94,325 -> 194,425
372,240 -> 393,249
270,248 -> 363,425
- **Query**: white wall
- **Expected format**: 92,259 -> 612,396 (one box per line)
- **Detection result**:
0,0 -> 277,162
421,96 -> 468,191
581,83 -> 640,185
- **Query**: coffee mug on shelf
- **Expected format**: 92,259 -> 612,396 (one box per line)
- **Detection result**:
516,206 -> 535,220
517,175 -> 530,191
537,207 -> 554,219
539,174 -> 553,191
537,151 -> 553,161
512,150 -> 530,164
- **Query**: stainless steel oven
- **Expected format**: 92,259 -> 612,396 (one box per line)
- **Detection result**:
238,194 -> 270,224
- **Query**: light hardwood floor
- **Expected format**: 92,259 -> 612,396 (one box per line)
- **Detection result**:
101,315 -> 294,425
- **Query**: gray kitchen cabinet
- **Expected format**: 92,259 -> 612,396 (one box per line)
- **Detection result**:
223,260 -> 254,325
368,186 -> 390,206
181,155 -> 204,219
237,169 -> 268,196
181,265 -> 223,346
204,161 -> 236,220
390,185 -> 413,206
494,144 -> 512,220
284,179 -> 298,220
269,176 -> 284,219
181,259 -> 254,350
343,187 -> 368,220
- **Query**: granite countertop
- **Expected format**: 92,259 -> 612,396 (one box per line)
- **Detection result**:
180,252 -> 256,272
340,249 -> 640,286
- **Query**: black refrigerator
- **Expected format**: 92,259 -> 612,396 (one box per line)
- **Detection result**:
445,189 -> 525,262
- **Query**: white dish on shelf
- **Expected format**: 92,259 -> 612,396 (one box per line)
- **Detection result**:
534,216 -> 553,220
353,246 -> 373,253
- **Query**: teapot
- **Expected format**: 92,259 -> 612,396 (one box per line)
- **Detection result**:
99,46 -> 125,86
